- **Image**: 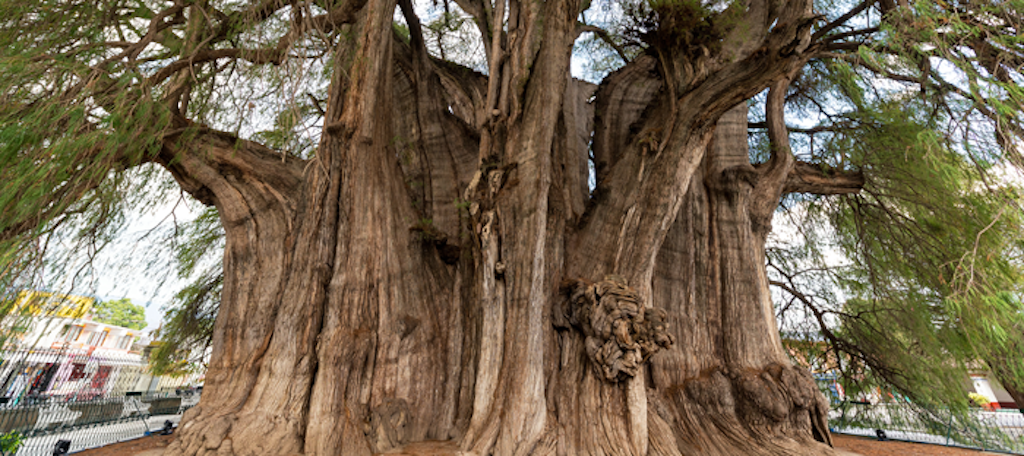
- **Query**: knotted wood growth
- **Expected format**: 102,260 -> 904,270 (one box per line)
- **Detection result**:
366,398 -> 411,452
680,363 -> 834,447
562,276 -> 675,382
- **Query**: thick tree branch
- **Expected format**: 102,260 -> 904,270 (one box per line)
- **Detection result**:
783,161 -> 865,195
812,0 -> 875,41
823,27 -> 880,43
688,11 -> 819,125
482,0 -> 507,120
718,0 -> 775,62
748,120 -> 852,134
765,79 -> 795,169
577,24 -> 628,63
750,78 -> 797,233
157,127 -> 306,208
397,0 -> 427,54
577,0 -> 819,284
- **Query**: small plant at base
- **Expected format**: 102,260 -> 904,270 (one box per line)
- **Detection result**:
0,431 -> 23,456
968,392 -> 990,408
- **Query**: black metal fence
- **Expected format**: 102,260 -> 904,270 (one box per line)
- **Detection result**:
830,401 -> 1024,454
0,391 -> 200,455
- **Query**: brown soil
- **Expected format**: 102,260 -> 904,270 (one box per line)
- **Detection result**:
68,433 -> 1003,455
72,433 -> 174,456
834,434 -> 1001,455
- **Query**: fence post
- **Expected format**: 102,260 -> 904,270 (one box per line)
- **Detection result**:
976,414 -> 987,452
837,401 -> 848,432
944,411 -> 953,446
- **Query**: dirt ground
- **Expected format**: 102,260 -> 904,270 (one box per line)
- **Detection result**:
833,434 -> 1004,456
69,433 -> 1003,456
73,433 -> 174,456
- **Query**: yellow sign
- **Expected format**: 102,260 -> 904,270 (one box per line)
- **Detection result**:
13,291 -> 94,318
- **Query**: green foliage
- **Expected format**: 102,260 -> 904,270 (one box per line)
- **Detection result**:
952,293 -> 1024,405
0,0 -> 181,300
769,0 -> 1024,407
148,208 -> 224,377
0,431 -> 22,456
968,392 -> 990,406
170,208 -> 225,281
394,22 -> 411,42
149,271 -> 221,377
622,0 -> 727,53
92,298 -> 146,330
772,48 -> 1024,408
825,108 -> 1024,405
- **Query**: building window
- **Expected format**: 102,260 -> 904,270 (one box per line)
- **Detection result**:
86,330 -> 106,346
116,335 -> 132,349
69,363 -> 87,380
63,325 -> 82,342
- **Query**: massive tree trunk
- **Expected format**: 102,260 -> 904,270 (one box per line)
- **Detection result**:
156,0 -> 852,454
990,356 -> 1024,414
1000,379 -> 1024,413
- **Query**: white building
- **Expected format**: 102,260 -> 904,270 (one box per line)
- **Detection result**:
966,370 -> 1019,410
0,291 -> 192,404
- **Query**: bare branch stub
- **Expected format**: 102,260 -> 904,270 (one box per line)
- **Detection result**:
562,276 -> 675,382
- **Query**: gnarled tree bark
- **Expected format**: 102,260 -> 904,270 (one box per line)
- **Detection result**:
155,0 -> 854,454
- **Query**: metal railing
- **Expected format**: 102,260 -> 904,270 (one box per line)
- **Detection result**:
830,401 -> 1024,454
0,391 -> 199,455
0,347 -> 203,455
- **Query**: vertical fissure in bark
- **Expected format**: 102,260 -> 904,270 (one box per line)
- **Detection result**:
304,1 -> 410,450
